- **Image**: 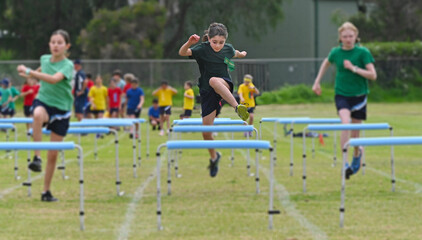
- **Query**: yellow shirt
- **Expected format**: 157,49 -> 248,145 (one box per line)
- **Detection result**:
183,88 -> 194,110
154,88 -> 175,106
88,85 -> 108,110
238,83 -> 256,107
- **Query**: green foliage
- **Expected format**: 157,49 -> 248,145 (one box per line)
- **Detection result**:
364,41 -> 422,59
0,49 -> 15,60
78,1 -> 166,59
256,84 -> 334,105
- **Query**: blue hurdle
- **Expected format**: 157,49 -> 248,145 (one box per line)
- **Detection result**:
168,125 -> 260,194
0,123 -> 18,179
301,123 -> 393,193
171,119 -> 248,171
26,127 -> 124,197
155,140 -> 279,230
340,136 -> 422,227
71,119 -> 142,178
0,142 -> 85,230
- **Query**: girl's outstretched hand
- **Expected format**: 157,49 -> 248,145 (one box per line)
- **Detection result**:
238,51 -> 247,58
188,34 -> 200,44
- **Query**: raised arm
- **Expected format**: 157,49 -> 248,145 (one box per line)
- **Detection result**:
312,58 -> 331,95
17,65 -> 65,84
179,34 -> 200,57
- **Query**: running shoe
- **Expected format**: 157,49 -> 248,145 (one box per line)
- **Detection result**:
235,104 -> 249,121
208,152 -> 221,177
28,155 -> 42,172
41,190 -> 58,202
351,147 -> 363,174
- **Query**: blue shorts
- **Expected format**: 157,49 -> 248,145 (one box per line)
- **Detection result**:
127,108 -> 141,118
74,97 -> 86,114
159,106 -> 171,115
33,99 -> 71,137
200,77 -> 233,117
335,94 -> 367,120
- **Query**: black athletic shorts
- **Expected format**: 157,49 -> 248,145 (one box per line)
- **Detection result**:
24,105 -> 33,117
32,99 -> 71,137
200,77 -> 233,117
109,107 -> 119,115
180,109 -> 192,118
127,108 -> 141,118
247,107 -> 255,113
159,106 -> 171,115
91,110 -> 105,115
335,94 -> 367,120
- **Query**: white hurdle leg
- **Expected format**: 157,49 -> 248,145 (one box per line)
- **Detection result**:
25,132 -> 32,196
175,132 -> 180,177
333,131 -> 337,166
255,130 -> 260,193
290,123 -> 294,176
302,129 -> 307,193
167,144 -> 172,196
146,120 -> 150,159
13,127 -> 20,180
311,136 -> 315,159
246,133 -> 251,176
76,145 -> 85,231
156,144 -> 165,230
361,130 -> 366,175
138,122 -> 142,167
273,122 -> 277,162
340,147 -> 348,227
93,134 -> 97,160
268,147 -> 280,229
112,130 -> 123,196
231,132 -> 234,166
132,123 -> 137,178
57,150 -> 67,179
5,129 -> 10,159
390,127 -> 395,192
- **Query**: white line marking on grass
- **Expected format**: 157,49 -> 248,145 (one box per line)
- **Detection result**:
223,132 -> 328,240
0,133 -> 124,199
117,168 -> 156,240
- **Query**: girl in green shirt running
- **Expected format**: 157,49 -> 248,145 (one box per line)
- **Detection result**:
312,22 -> 377,179
17,29 -> 74,201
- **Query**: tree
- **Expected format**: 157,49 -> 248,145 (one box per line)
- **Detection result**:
78,1 -> 166,59
161,0 -> 284,58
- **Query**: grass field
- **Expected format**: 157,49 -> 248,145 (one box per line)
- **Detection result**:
0,103 -> 421,240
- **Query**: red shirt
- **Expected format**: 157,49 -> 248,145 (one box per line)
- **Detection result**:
87,80 -> 94,89
108,87 -> 122,108
22,84 -> 40,106
123,83 -> 131,93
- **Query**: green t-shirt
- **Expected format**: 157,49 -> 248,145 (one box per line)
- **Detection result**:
37,54 -> 74,111
0,88 -> 12,105
328,45 -> 375,96
190,42 -> 235,91
8,86 -> 20,109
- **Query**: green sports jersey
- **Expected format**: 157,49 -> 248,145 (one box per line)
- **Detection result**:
8,86 -> 20,109
190,42 -> 235,91
328,45 -> 375,96
0,88 -> 12,105
37,54 -> 74,111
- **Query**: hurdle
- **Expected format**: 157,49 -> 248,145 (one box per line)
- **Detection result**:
26,127 -> 124,197
0,141 -> 85,230
168,125 -> 260,195
301,123 -> 393,193
71,119 -> 142,178
155,140 -> 279,230
0,123 -> 18,179
170,119 -> 248,170
340,136 -> 422,227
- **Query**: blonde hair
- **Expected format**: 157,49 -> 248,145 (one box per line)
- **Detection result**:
338,22 -> 360,43
124,73 -> 135,82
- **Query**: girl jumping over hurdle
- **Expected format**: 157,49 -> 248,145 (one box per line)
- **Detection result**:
179,22 -> 248,177
312,22 -> 377,179
17,29 -> 74,201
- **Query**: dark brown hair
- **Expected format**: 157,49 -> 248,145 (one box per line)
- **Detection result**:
203,23 -> 228,42
52,29 -> 70,44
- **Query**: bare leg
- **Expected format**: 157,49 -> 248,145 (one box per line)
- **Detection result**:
202,110 -> 217,160
338,109 -> 351,155
249,112 -> 254,125
32,106 -> 49,157
159,114 -> 165,130
165,115 -> 170,131
350,118 -> 362,157
43,132 -> 63,192
209,77 -> 238,108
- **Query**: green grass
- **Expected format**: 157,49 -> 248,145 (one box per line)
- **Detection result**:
0,103 -> 422,239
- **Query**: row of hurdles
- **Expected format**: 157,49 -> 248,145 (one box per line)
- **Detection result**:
1,116 -> 421,230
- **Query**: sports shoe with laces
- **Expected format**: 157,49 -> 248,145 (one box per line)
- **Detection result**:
351,147 -> 363,174
235,104 -> 249,121
28,155 -> 42,172
41,190 -> 58,202
208,152 -> 221,177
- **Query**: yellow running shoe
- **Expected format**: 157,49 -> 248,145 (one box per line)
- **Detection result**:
235,104 -> 249,121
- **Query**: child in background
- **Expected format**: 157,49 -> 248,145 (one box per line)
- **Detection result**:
122,73 -> 135,121
17,29 -> 74,202
180,81 -> 194,119
84,73 -> 94,118
178,22 -> 248,177
152,81 -> 177,136
148,98 -> 161,130
21,77 -> 40,129
126,77 -> 145,138
0,79 -> 13,118
72,59 -> 87,121
107,79 -> 122,119
88,75 -> 108,119
112,69 -> 126,118
238,74 -> 259,136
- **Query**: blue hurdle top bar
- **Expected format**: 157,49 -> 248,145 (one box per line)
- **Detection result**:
0,118 -> 33,124
72,120 -> 133,127
0,142 -> 75,150
82,118 -> 146,123
166,140 -> 271,150
172,125 -> 254,133
173,119 -> 246,125
349,137 -> 422,147
290,118 -> 341,124
28,127 -> 111,135
0,123 -> 15,129
261,117 -> 309,123
308,123 -> 391,131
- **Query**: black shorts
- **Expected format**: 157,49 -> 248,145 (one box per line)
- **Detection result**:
200,77 -> 233,117
91,110 -> 105,115
32,99 -> 71,137
127,108 -> 141,118
335,94 -> 367,120
109,108 -> 119,115
1,106 -> 14,116
180,109 -> 192,118
159,106 -> 171,115
247,107 -> 255,113
24,105 -> 33,117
